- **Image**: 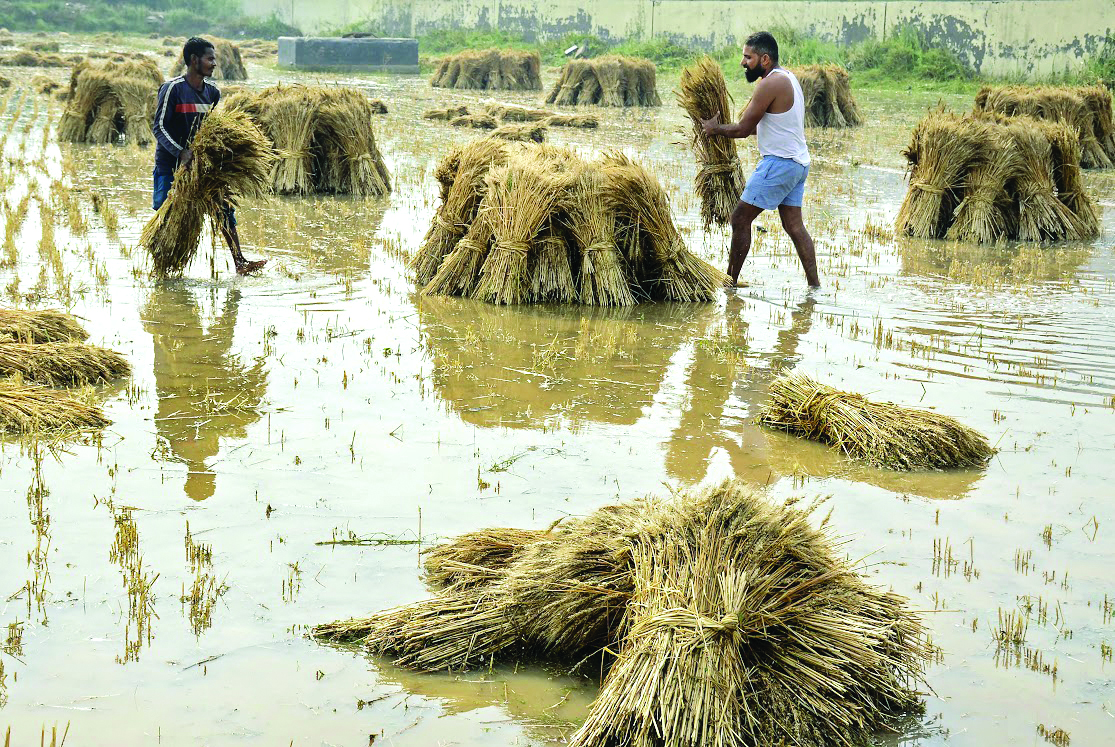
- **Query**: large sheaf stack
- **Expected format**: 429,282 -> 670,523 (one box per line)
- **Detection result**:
411,139 -> 728,306
140,109 -> 276,275
546,56 -> 661,107
314,479 -> 932,747
169,37 -> 247,81
677,56 -> 748,229
430,49 -> 542,91
793,64 -> 863,127
895,109 -> 1099,243
57,57 -> 164,145
973,85 -> 1115,168
0,308 -> 127,434
223,85 -> 391,196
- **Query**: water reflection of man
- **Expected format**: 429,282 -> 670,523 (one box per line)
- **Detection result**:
700,31 -> 820,288
666,295 -> 816,483
143,284 -> 267,501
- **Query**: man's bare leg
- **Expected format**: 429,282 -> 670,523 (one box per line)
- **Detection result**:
219,219 -> 266,275
728,200 -> 764,286
777,205 -> 820,288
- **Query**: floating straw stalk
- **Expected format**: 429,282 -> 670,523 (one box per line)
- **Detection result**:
0,342 -> 130,385
0,379 -> 109,434
0,309 -> 87,343
140,109 -> 276,275
677,56 -> 748,229
758,372 -> 994,470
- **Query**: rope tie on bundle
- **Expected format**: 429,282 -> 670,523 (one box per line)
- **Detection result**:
584,240 -> 614,254
494,239 -> 530,256
909,181 -> 947,196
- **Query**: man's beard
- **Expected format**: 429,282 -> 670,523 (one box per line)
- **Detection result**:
744,64 -> 763,83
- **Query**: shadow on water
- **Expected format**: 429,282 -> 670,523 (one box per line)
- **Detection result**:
142,282 -> 267,500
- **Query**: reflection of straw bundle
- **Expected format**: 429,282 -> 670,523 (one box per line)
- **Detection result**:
430,49 -> 541,91
0,308 -> 87,343
415,140 -> 728,305
225,85 -> 391,196
896,110 -> 1098,242
794,64 -> 863,127
57,57 -> 164,145
546,55 -> 661,107
316,479 -> 930,747
0,342 -> 130,385
677,56 -> 748,229
169,37 -> 247,80
759,372 -> 994,470
974,85 -> 1115,169
0,379 -> 110,434
140,109 -> 276,275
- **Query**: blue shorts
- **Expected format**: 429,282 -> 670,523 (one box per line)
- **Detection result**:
741,156 -> 809,211
153,170 -> 236,228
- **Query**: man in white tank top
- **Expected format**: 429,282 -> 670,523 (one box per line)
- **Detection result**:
701,31 -> 820,288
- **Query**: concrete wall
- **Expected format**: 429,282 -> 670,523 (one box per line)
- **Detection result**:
240,0 -> 1115,78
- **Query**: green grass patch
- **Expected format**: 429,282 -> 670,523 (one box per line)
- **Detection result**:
0,0 -> 299,38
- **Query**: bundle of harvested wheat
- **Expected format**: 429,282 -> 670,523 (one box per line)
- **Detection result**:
546,55 -> 660,107
484,102 -> 553,122
31,74 -> 60,95
490,121 -> 546,142
315,479 -> 931,747
169,37 -> 247,80
897,109 -> 1098,242
450,112 -> 498,130
0,308 -> 87,343
140,109 -> 276,275
974,84 -> 1115,168
0,378 -> 110,434
0,342 -> 130,385
57,57 -> 164,145
542,112 -> 598,128
1,51 -> 68,67
369,98 -> 387,114
423,105 -> 470,121
794,64 -> 863,127
568,165 -> 633,306
677,56 -> 748,229
758,372 -> 994,470
313,88 -> 391,196
430,48 -> 541,91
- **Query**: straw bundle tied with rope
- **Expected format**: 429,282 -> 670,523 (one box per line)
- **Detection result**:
974,84 -> 1115,168
0,309 -> 87,343
315,479 -> 931,747
57,57 -> 164,145
896,109 -> 1099,243
758,372 -> 994,470
430,49 -> 542,91
546,56 -> 661,107
230,85 -> 391,196
0,379 -> 110,434
413,140 -> 728,305
677,56 -> 748,229
169,37 -> 247,80
794,64 -> 863,127
140,109 -> 276,276
0,342 -> 130,385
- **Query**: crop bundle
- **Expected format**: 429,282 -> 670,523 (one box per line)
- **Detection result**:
0,308 -> 87,344
224,85 -> 391,196
411,139 -> 728,306
758,372 -> 994,470
793,64 -> 863,127
425,103 -> 598,129
169,36 -> 247,80
677,56 -> 748,229
315,479 -> 932,747
895,109 -> 1099,243
1,51 -> 69,67
0,379 -> 110,435
140,109 -> 276,275
430,48 -> 541,91
546,56 -> 661,107
974,85 -> 1115,168
57,57 -> 164,145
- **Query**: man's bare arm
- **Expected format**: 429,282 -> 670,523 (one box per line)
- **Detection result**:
701,78 -> 776,139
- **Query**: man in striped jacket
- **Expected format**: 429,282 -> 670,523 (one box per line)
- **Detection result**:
152,36 -> 265,275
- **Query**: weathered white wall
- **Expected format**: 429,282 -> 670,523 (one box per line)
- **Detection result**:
243,0 -> 1115,78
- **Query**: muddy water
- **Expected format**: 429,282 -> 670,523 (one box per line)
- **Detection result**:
1,35 -> 1114,745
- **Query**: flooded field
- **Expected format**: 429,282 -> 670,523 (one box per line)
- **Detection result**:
2,34 -> 1114,746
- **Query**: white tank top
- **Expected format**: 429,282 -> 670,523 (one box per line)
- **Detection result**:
755,68 -> 810,166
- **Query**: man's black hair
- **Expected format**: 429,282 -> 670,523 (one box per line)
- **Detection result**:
183,37 -> 214,67
745,31 -> 779,66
